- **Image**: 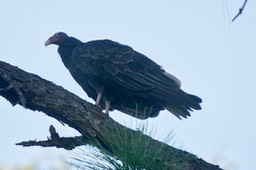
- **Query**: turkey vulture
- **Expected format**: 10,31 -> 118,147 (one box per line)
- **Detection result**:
45,32 -> 202,119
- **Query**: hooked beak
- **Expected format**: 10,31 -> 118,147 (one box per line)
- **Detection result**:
45,38 -> 52,47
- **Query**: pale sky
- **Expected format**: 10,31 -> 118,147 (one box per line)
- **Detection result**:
1,1 -> 255,170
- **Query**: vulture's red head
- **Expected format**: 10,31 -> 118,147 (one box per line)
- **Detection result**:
45,32 -> 68,46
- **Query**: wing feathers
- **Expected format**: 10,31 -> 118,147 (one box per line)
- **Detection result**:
69,39 -> 201,119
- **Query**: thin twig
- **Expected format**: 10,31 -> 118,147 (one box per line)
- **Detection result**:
232,0 -> 248,22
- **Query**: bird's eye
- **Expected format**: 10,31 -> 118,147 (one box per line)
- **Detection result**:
55,33 -> 60,38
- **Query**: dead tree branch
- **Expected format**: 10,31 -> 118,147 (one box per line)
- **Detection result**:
16,125 -> 87,150
0,60 -> 222,170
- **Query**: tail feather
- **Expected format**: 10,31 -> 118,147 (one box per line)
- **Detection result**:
164,93 -> 202,119
188,94 -> 202,110
165,105 -> 191,119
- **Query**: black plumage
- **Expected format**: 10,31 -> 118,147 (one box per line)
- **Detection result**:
45,32 -> 202,119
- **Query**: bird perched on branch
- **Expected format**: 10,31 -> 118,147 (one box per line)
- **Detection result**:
45,32 -> 202,119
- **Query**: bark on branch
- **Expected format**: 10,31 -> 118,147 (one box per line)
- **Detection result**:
0,60 -> 222,170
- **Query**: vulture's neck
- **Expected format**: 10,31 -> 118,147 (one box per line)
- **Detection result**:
58,37 -> 82,69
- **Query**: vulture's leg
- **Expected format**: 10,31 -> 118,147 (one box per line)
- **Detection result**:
105,100 -> 111,114
95,92 -> 102,106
